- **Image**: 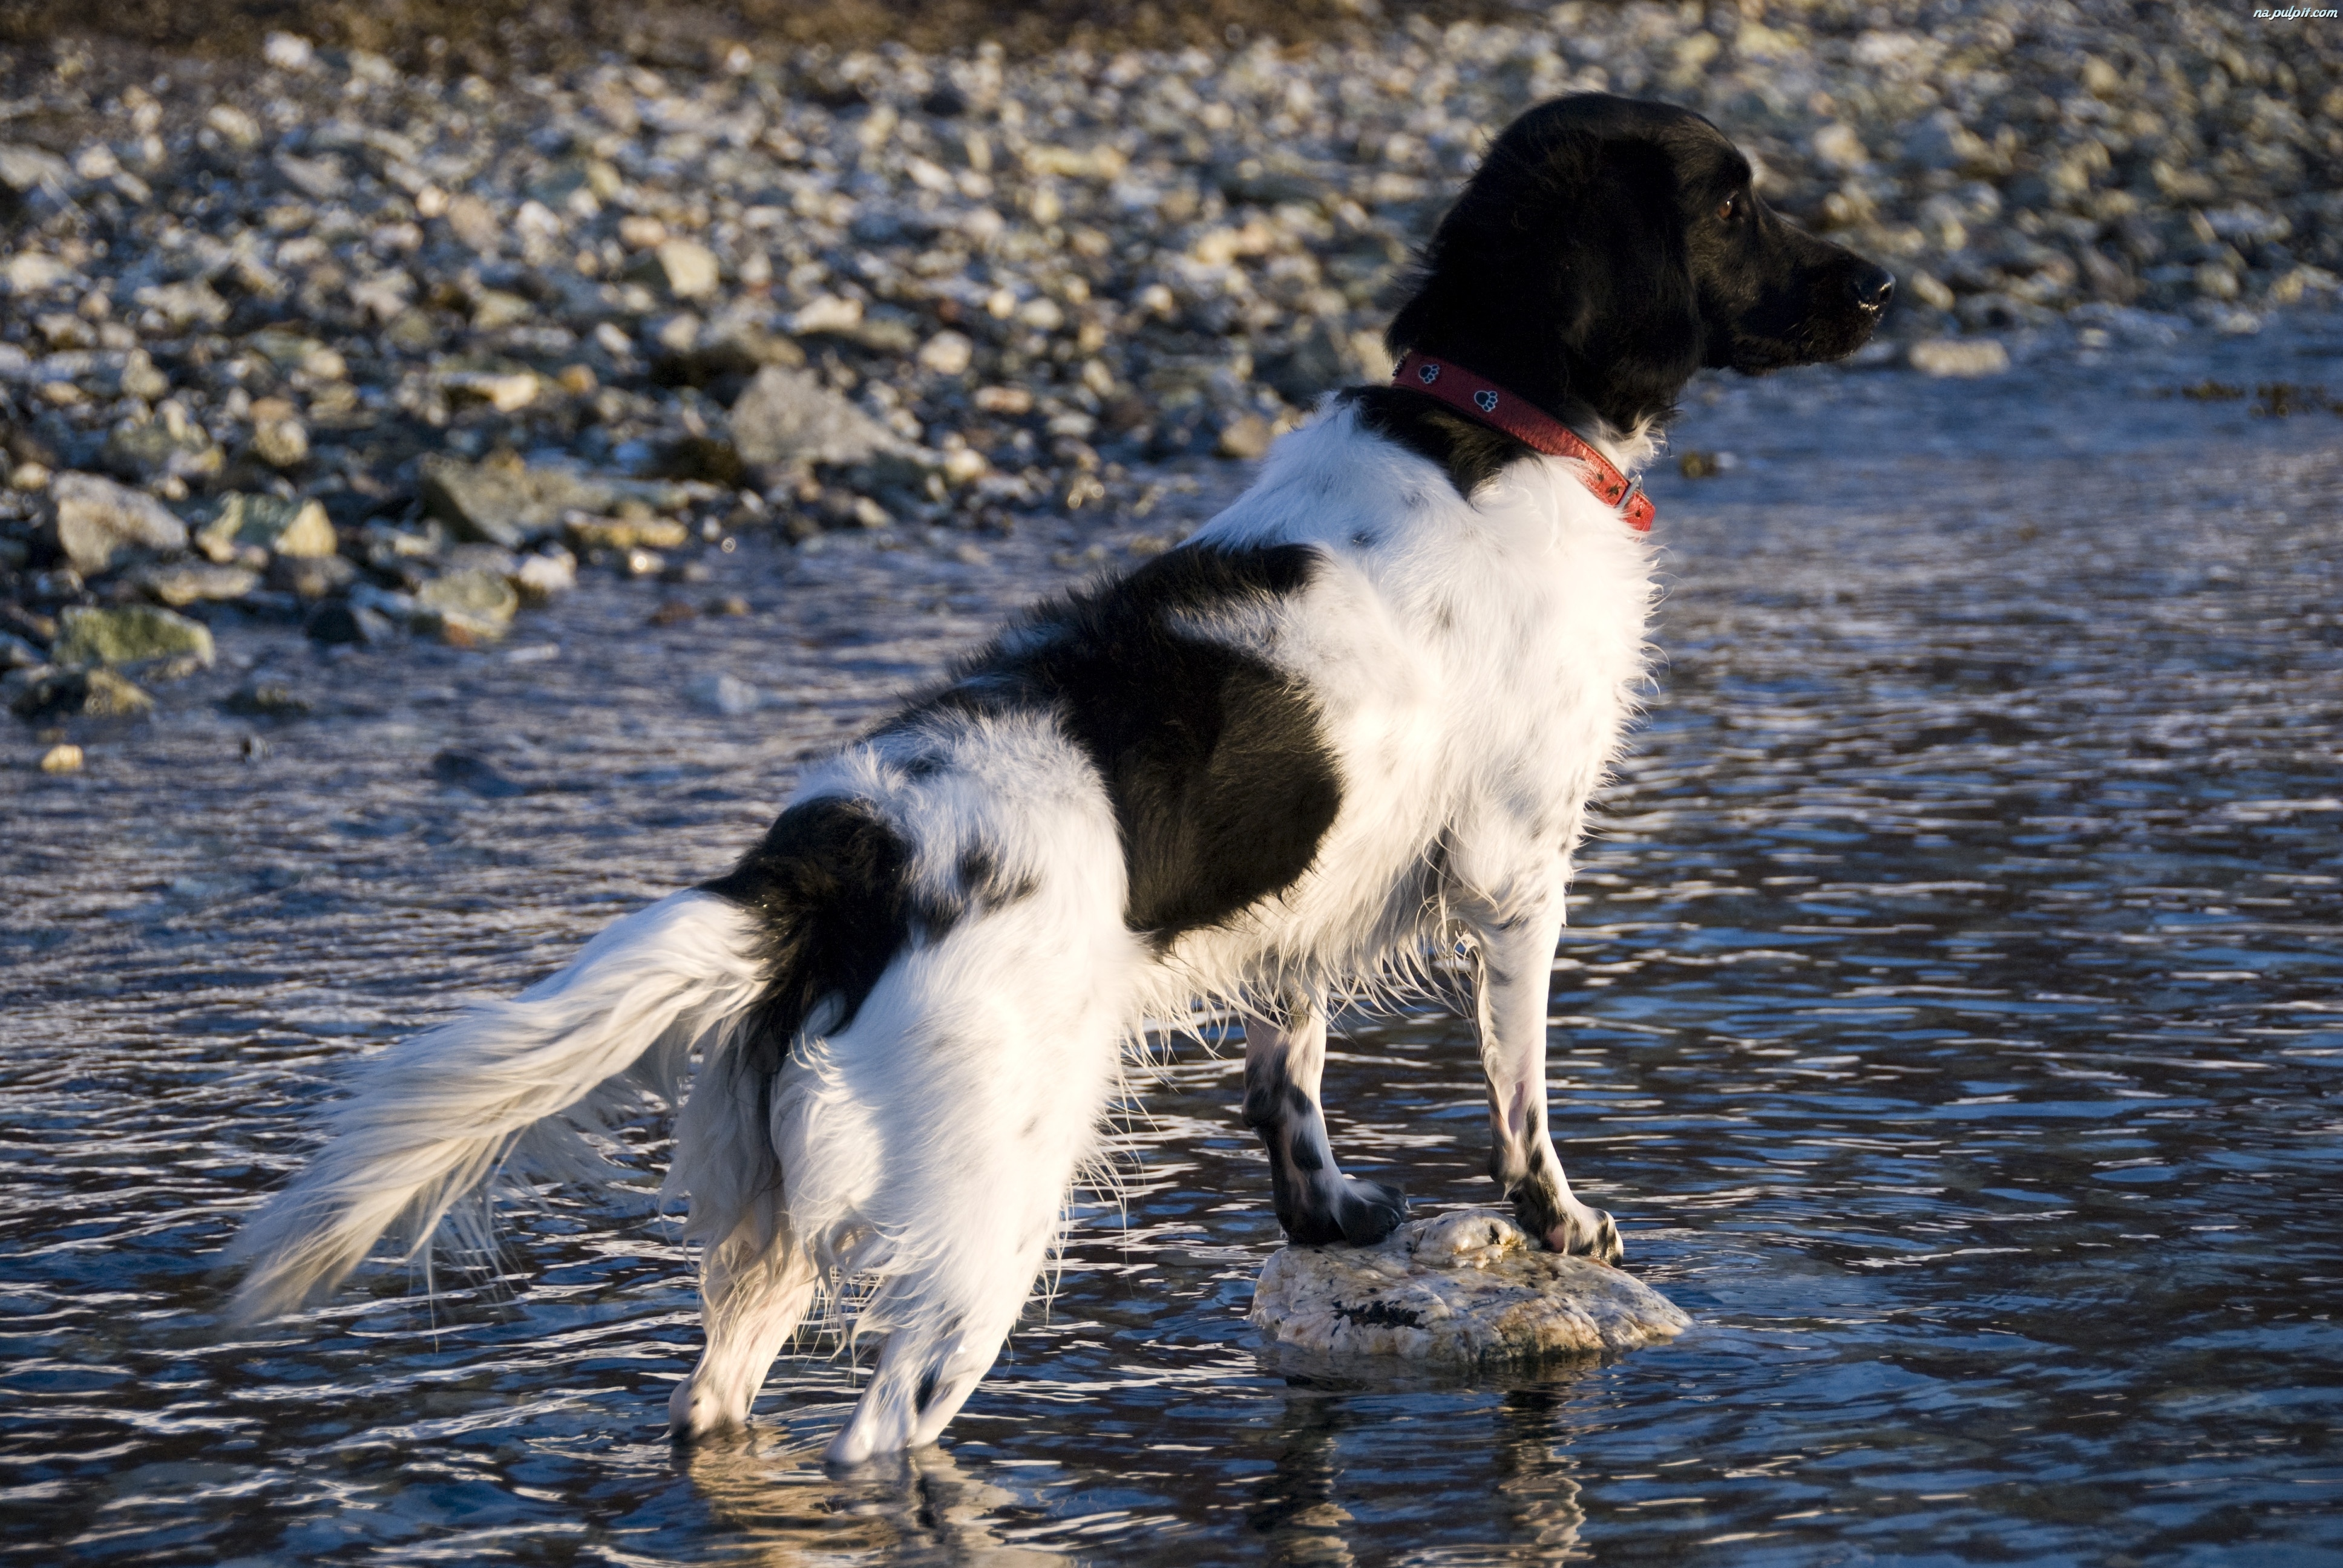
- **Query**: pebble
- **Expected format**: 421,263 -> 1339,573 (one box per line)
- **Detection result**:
727,364 -> 903,468
50,604 -> 214,674
302,599 -> 395,646
1909,338 -> 2013,377
10,666 -> 155,720
135,561 -> 264,606
2,13 -> 2339,720
1251,1209 -> 1689,1365
38,741 -> 83,772
413,567 -> 519,645
47,473 -> 188,575
198,494 -> 337,560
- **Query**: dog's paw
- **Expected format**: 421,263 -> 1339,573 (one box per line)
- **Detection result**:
669,1376 -> 747,1442
1541,1204 -> 1623,1265
1334,1176 -> 1409,1246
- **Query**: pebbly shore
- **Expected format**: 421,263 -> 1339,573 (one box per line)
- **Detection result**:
4,1 -> 2340,729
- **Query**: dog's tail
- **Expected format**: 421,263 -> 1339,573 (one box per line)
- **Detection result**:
226,890 -> 767,1324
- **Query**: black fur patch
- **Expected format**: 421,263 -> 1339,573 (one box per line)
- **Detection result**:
1339,387 -> 1530,501
1379,93 -> 1890,457
699,795 -> 919,1071
905,544 -> 1343,944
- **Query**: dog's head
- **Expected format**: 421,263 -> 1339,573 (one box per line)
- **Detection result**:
1388,94 -> 1893,437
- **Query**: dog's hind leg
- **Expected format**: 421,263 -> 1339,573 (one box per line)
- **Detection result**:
1241,1001 -> 1407,1246
779,901 -> 1139,1465
669,1225 -> 819,1439
664,1057 -> 820,1439
1470,908 -> 1623,1263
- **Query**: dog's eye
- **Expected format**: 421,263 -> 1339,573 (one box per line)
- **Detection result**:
1717,193 -> 1742,223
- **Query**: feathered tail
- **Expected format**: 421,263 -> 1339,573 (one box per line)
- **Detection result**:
226,890 -> 767,1322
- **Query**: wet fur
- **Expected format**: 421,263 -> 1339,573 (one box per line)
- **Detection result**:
226,94 -> 1888,1465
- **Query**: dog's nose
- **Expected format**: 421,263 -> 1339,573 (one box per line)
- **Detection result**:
1848,266 -> 1895,312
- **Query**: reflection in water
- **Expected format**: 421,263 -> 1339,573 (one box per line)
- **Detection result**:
686,1433 -> 1064,1567
5,335 -> 2343,1563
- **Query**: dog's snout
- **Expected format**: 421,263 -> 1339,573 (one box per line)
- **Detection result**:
1847,265 -> 1895,313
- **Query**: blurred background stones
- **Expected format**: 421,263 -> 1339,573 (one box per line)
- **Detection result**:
2,0 -> 2338,714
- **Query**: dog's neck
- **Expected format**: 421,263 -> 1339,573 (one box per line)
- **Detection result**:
1399,334 -> 1674,469
1341,345 -> 1670,507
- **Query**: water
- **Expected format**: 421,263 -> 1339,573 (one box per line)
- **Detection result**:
7,321 -> 2343,1565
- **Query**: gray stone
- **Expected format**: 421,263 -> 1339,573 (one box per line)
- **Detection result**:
303,599 -> 396,646
10,666 -> 153,720
135,561 -> 263,606
198,494 -> 338,560
727,365 -> 900,468
50,472 -> 189,574
513,548 -> 577,604
413,568 -> 519,645
51,605 -> 216,675
1909,339 -> 2011,378
222,678 -> 312,717
419,455 -> 618,549
1251,1210 -> 1689,1364
103,412 -> 223,483
649,238 -> 721,300
0,144 -> 73,197
1259,321 -> 1354,404
266,552 -> 358,600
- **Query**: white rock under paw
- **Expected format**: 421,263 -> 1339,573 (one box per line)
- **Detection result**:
1251,1210 -> 1689,1364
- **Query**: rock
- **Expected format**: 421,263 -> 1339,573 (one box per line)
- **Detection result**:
223,678 -> 312,717
1909,339 -> 2012,378
38,741 -> 84,772
198,494 -> 338,560
134,561 -> 263,607
11,667 -> 154,720
727,365 -> 900,468
565,513 -> 691,552
1216,414 -> 1275,461
1258,321 -> 1355,404
1250,1210 -> 1689,1364
303,599 -> 396,645
249,401 -> 310,468
0,143 -> 74,200
444,370 -> 541,413
686,671 -> 762,714
442,542 -> 521,579
917,330 -> 974,376
513,547 -> 577,603
102,408 -> 223,483
413,568 -> 518,645
132,279 -> 229,332
51,605 -> 215,675
647,238 -> 721,300
266,552 -> 358,599
49,472 -> 189,573
419,454 -> 616,549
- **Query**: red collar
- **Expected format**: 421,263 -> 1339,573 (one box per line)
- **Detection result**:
1391,351 -> 1655,532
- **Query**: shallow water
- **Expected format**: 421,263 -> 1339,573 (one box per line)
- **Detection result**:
7,322 -> 2343,1566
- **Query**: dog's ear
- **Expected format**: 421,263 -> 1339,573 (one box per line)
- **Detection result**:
1387,100 -> 1705,434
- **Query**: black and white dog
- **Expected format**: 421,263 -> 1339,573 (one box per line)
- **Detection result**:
230,94 -> 1890,1464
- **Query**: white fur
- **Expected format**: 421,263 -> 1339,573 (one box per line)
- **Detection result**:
229,402 -> 1654,1464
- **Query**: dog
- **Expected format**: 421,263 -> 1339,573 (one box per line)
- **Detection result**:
228,93 -> 1890,1465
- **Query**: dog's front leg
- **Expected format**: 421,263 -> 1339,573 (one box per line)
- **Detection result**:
1472,910 -> 1624,1263
1241,1002 -> 1407,1246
